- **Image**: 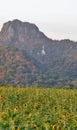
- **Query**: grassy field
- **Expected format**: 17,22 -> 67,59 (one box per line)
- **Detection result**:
0,86 -> 77,130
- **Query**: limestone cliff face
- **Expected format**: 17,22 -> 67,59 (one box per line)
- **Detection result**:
0,19 -> 77,64
0,21 -> 14,42
0,19 -> 48,45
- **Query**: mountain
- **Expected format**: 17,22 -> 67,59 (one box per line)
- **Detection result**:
0,19 -> 77,87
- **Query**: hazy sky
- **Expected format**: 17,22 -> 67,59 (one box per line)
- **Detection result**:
0,0 -> 77,41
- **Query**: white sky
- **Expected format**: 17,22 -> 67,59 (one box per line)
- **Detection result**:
0,0 -> 77,41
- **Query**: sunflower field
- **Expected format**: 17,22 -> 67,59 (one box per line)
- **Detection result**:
0,86 -> 77,130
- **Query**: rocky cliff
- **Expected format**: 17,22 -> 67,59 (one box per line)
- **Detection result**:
0,19 -> 77,87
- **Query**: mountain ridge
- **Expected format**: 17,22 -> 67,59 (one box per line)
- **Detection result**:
0,19 -> 77,88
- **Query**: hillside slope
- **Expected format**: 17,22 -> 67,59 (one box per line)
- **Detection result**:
0,19 -> 77,87
0,45 -> 45,86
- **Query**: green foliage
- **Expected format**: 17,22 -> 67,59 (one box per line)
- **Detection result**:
0,86 -> 77,129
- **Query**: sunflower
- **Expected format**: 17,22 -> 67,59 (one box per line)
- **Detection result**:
0,112 -> 5,118
14,126 -> 20,130
28,113 -> 32,118
23,103 -> 28,108
14,106 -> 18,113
52,125 -> 57,130
33,124 -> 37,130
15,105 -> 19,109
58,120 -> 62,124
12,126 -> 20,130
0,95 -> 3,99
